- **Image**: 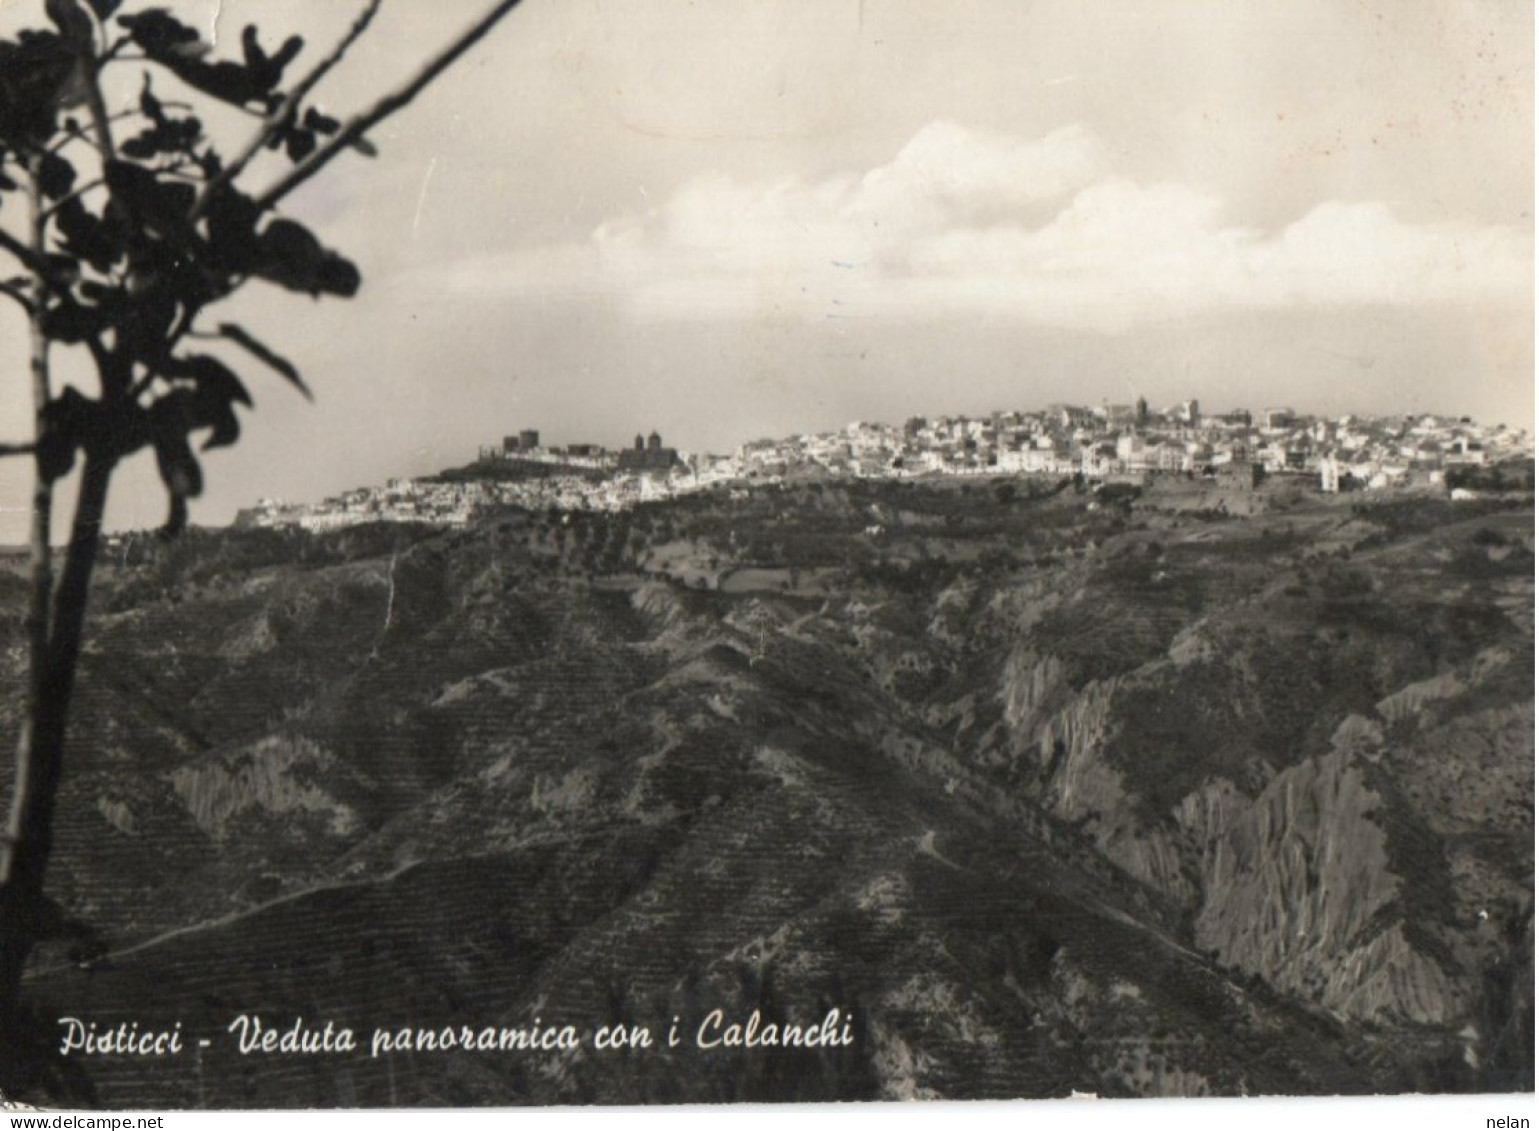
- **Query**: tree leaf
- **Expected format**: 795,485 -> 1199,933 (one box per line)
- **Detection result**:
240,25 -> 266,70
148,392 -> 202,536
44,0 -> 93,48
117,10 -> 205,57
0,34 -> 77,146
283,125 -> 316,162
104,160 -> 195,234
149,392 -> 206,497
201,186 -> 262,274
35,429 -> 77,482
40,299 -> 104,343
253,218 -> 360,298
41,253 -> 81,287
119,129 -> 161,159
195,394 -> 240,450
217,322 -> 309,398
179,60 -> 260,106
54,197 -> 122,273
138,73 -> 166,125
120,12 -> 288,110
37,386 -> 100,481
152,360 -> 247,453
37,151 -> 75,199
36,425 -> 77,482
163,352 -> 254,408
241,29 -> 303,90
116,287 -> 178,362
316,255 -> 361,297
303,107 -> 339,135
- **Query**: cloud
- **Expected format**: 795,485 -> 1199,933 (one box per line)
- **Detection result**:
433,121 -> 1532,331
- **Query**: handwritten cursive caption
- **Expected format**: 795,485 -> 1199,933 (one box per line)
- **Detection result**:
57,1008 -> 855,1059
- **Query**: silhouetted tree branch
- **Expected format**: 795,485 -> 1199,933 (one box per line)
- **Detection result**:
0,227 -> 52,281
192,0 -> 383,218
0,0 -> 526,1095
254,0 -> 526,210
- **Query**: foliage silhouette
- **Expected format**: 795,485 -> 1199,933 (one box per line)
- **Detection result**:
0,0 -> 525,1095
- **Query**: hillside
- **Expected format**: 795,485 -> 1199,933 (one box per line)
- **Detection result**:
0,474 -> 1531,1105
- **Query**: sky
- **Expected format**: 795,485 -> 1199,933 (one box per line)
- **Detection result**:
0,0 -> 1532,538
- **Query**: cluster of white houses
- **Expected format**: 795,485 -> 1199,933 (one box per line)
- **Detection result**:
738,400 -> 1522,490
236,471 -> 685,532
235,401 -> 1530,531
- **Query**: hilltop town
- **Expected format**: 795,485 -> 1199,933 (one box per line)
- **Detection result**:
233,399 -> 1532,532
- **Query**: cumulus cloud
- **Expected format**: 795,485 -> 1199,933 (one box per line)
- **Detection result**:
438,121 -> 1531,330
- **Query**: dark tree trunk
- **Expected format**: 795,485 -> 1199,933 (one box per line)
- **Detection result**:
0,455 -> 112,1021
0,164 -> 57,1026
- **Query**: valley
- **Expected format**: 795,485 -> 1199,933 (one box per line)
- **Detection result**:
0,470 -> 1530,1105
